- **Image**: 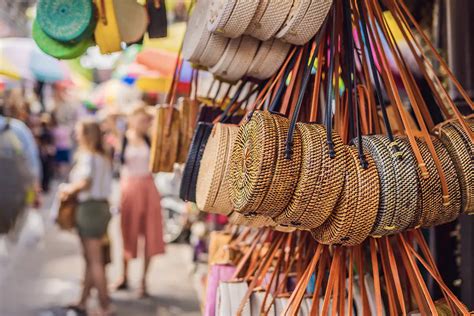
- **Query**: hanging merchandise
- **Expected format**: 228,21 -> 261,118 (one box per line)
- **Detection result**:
151,0 -> 474,312
36,0 -> 96,43
94,0 -> 122,54
146,0 -> 168,39
114,0 -> 149,44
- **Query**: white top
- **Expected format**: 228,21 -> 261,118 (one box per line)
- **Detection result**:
122,143 -> 151,178
69,151 -> 113,202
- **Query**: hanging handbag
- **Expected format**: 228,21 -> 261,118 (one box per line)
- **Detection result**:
433,118 -> 473,214
36,0 -> 96,43
114,0 -> 149,44
207,0 -> 259,38
33,20 -> 93,60
146,0 -> 168,39
177,97 -> 200,164
243,0 -> 293,41
95,0 -> 122,54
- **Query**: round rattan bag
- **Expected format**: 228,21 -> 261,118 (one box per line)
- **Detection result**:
404,136 -> 462,227
312,146 -> 380,245
274,123 -> 345,229
207,0 -> 259,38
228,111 -> 302,218
433,118 -> 473,214
356,135 -> 419,237
196,123 -> 238,214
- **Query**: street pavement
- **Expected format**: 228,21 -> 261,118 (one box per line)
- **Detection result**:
0,182 -> 203,316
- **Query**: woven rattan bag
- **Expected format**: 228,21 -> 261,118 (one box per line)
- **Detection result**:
246,39 -> 291,80
207,0 -> 259,38
433,118 -> 473,214
276,0 -> 333,45
149,105 -> 180,172
179,122 -> 213,201
355,136 -> 419,237
177,97 -> 200,163
311,146 -> 379,245
196,123 -> 238,214
228,111 -> 302,218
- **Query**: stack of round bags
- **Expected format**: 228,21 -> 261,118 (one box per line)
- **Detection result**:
182,0 -> 333,82
195,114 -> 473,246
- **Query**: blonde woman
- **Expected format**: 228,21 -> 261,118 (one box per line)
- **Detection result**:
115,106 -> 165,296
61,119 -> 113,315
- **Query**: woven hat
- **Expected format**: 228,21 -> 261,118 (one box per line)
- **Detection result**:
247,39 -> 291,80
244,0 -> 294,41
357,136 -> 419,237
404,136 -> 462,227
276,124 -> 346,228
196,123 -> 238,214
228,111 -> 278,215
114,0 -> 149,44
218,36 -> 260,82
199,34 -> 230,68
182,0 -> 212,63
37,0 -> 95,42
279,0 -> 333,45
207,0 -> 259,38
33,20 -> 92,60
179,122 -> 214,202
434,118 -> 473,214
94,0 -> 122,54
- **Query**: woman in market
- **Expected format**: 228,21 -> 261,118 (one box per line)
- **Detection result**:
115,105 -> 165,296
61,119 -> 113,315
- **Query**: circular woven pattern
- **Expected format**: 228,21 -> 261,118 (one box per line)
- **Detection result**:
259,113 -> 302,218
37,0 -> 94,42
406,137 -> 462,227
357,136 -> 418,236
228,211 -> 277,228
282,0 -> 333,45
434,118 -> 474,214
210,0 -> 260,38
286,125 -> 346,228
196,123 -> 231,213
340,147 -> 379,246
246,0 -> 294,41
33,20 -> 92,60
247,39 -> 291,80
208,0 -> 237,33
209,37 -> 242,78
219,36 -> 260,82
275,0 -> 312,40
228,111 -> 278,215
244,0 -> 269,36
311,145 -> 358,245
183,0 -> 213,63
199,34 -> 230,67
274,123 -> 323,227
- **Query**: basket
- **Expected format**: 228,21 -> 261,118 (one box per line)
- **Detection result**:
244,0 -> 294,41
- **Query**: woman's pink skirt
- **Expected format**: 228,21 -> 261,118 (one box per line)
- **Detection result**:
120,175 -> 165,259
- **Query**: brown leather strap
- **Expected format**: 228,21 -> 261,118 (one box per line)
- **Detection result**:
354,245 -> 371,316
310,38 -> 326,122
321,248 -> 342,316
280,48 -> 304,116
347,248 -> 354,316
232,229 -> 266,279
383,237 -> 407,315
379,239 -> 399,315
369,239 -> 384,316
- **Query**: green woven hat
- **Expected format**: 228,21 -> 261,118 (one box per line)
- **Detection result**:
37,0 -> 96,42
33,20 -> 92,60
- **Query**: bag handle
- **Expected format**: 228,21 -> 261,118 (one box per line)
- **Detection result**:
285,15 -> 330,159
382,237 -> 407,315
367,0 -> 451,205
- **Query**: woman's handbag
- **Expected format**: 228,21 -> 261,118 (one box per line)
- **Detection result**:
94,0 -> 122,54
57,194 -> 77,230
